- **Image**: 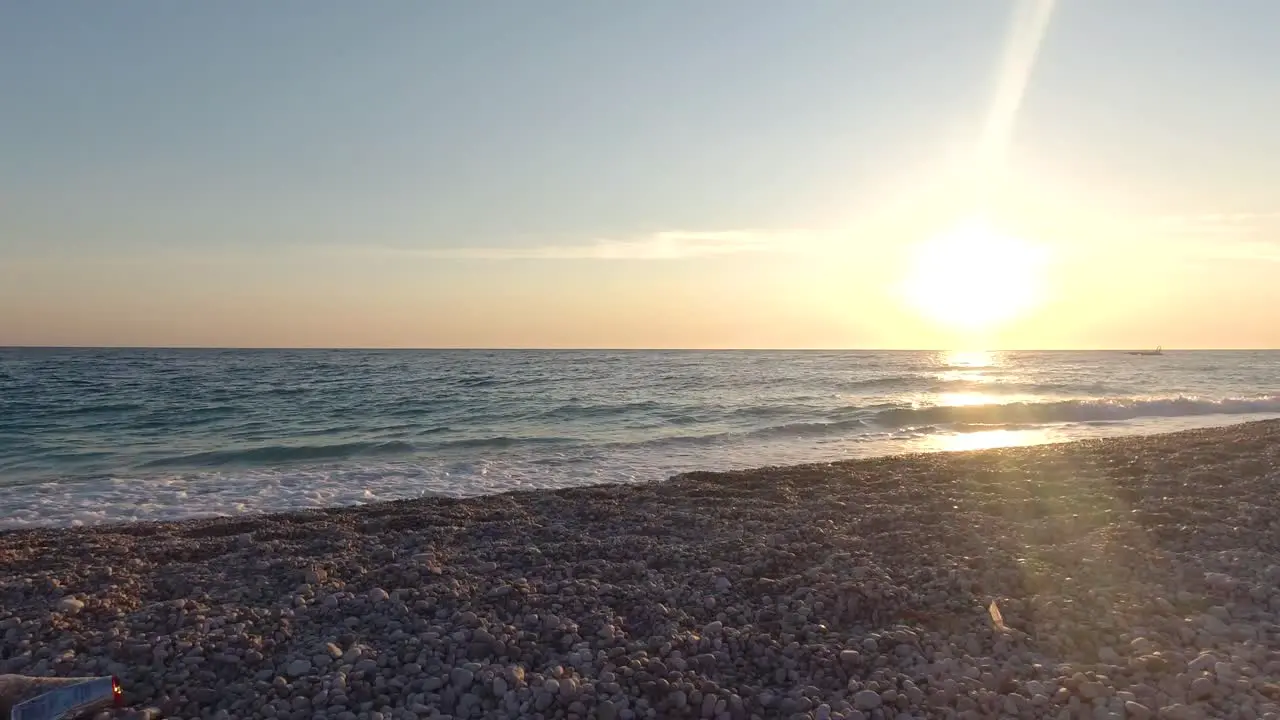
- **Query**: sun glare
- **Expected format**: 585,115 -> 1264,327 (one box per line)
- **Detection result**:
919,427 -> 1054,453
941,349 -> 999,368
903,220 -> 1048,331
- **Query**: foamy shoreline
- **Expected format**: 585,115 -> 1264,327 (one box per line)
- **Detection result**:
6,412 -> 1280,532
3,420 -> 1280,719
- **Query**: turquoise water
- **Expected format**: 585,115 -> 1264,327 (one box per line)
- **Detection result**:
2,348 -> 1278,528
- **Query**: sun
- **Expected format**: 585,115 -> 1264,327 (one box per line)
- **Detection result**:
902,219 -> 1049,331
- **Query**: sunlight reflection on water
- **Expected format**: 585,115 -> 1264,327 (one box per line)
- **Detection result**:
916,427 -> 1057,453
940,349 -> 1002,368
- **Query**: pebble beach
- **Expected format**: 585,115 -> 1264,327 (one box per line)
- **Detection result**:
4,420 -> 1280,720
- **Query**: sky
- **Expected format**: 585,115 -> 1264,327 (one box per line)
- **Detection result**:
2,0 -> 1279,349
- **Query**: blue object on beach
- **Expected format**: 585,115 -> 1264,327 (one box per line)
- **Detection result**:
8,676 -> 121,720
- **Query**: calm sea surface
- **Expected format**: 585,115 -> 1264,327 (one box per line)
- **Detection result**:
2,349 -> 1278,528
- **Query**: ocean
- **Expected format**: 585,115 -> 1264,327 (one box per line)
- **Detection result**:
2,348 -> 1278,529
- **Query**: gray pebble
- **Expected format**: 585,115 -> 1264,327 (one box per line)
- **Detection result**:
852,690 -> 881,710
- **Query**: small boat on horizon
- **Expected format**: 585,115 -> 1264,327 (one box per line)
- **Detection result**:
1127,346 -> 1163,356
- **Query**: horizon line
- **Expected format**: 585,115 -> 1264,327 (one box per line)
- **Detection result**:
1,345 -> 1275,352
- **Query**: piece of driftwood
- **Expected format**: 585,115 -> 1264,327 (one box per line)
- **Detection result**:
987,600 -> 1007,632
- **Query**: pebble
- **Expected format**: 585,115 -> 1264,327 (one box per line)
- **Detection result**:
1188,653 -> 1218,673
853,690 -> 882,710
56,597 -> 85,615
1158,705 -> 1202,720
1,422 -> 1279,720
1126,701 -> 1153,720
450,666 -> 474,690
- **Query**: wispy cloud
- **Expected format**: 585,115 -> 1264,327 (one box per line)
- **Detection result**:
1192,240 -> 1280,264
368,230 -> 828,261
1153,211 -> 1280,236
1148,212 -> 1280,264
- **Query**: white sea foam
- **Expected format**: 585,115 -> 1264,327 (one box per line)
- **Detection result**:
3,412 -> 1277,530
0,458 -> 649,530
6,349 -> 1280,529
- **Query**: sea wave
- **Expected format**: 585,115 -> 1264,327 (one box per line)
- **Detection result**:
575,396 -> 1280,449
871,395 -> 1280,429
838,375 -> 923,391
533,400 -> 664,420
428,435 -> 577,450
4,349 -> 1280,528
139,440 -> 419,468
924,379 -> 1126,395
613,417 -> 871,449
48,402 -> 145,417
836,375 -> 1127,396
